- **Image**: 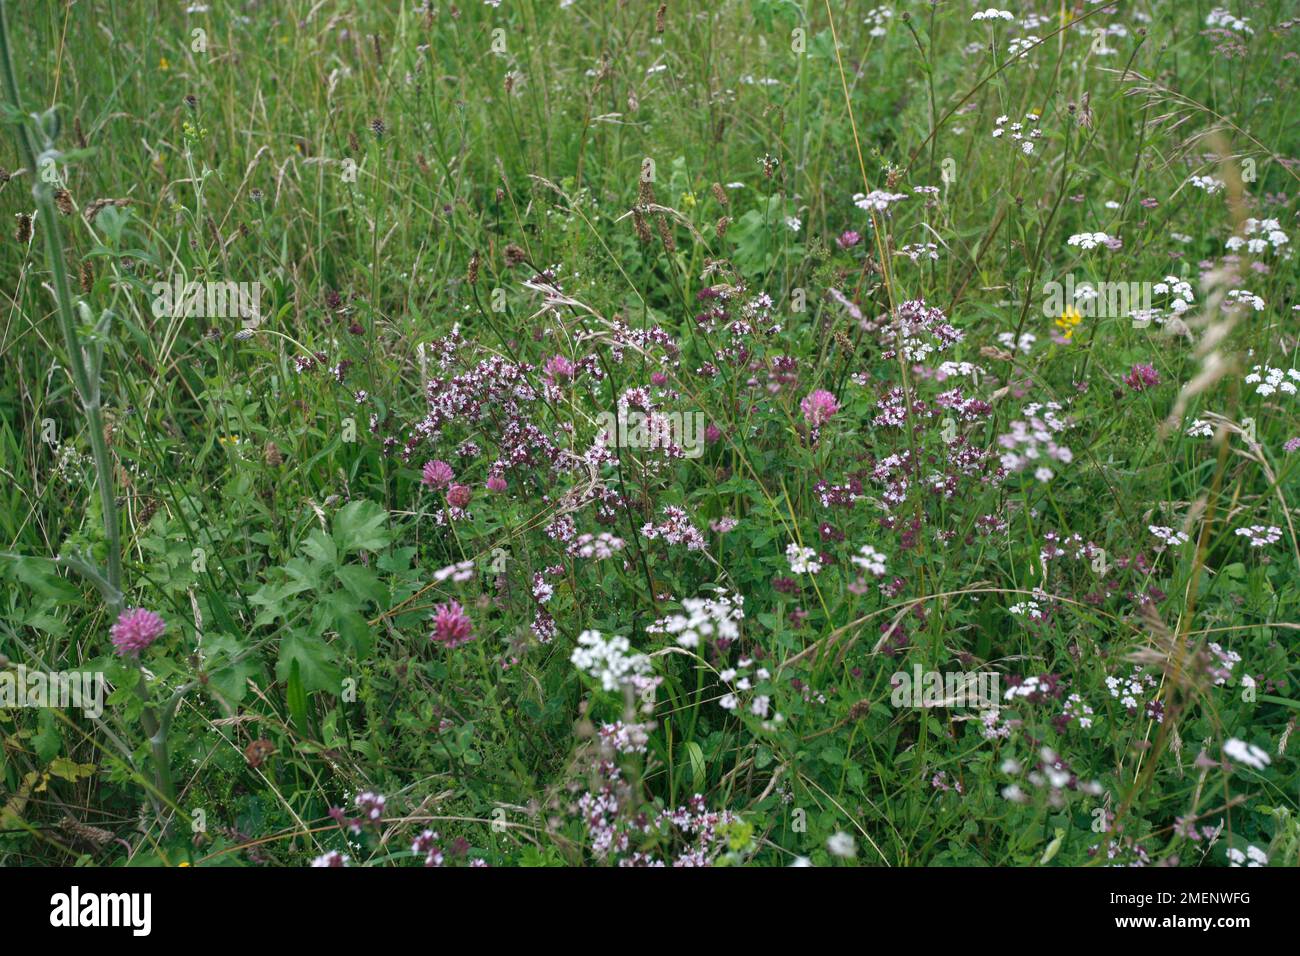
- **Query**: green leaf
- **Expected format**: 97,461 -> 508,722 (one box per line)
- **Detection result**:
377,547 -> 416,573
333,608 -> 374,657
1259,694 -> 1300,711
1039,827 -> 1066,865
205,635 -> 259,707
334,565 -> 386,605
332,500 -> 392,554
48,757 -> 96,783
286,658 -> 309,731
276,631 -> 342,695
33,710 -> 62,763
684,741 -> 705,792
300,529 -> 337,566
8,554 -> 79,600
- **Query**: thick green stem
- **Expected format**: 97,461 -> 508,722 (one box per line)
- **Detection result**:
0,0 -> 174,812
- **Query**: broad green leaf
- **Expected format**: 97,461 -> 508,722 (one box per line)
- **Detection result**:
286,658 -> 309,731
276,631 -> 342,695
205,634 -> 259,707
332,500 -> 392,554
48,757 -> 96,783
300,528 -> 337,565
334,565 -> 385,605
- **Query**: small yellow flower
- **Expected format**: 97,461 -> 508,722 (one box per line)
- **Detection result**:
1055,305 -> 1083,339
219,434 -> 241,446
159,56 -> 170,70
679,191 -> 697,210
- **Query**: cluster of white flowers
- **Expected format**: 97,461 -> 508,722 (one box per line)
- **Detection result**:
971,8 -> 1014,21
1106,667 -> 1158,714
1188,174 -> 1225,194
850,544 -> 888,576
854,189 -> 909,212
1007,599 -> 1048,623
1005,35 -> 1040,57
718,656 -> 773,717
571,629 -> 654,692
997,330 -> 1036,353
1224,289 -> 1265,311
1186,418 -> 1214,438
1206,642 -> 1241,686
1063,693 -> 1095,729
897,241 -> 941,263
1225,218 -> 1289,257
1149,525 -> 1190,547
1004,748 -> 1104,809
1039,530 -> 1101,564
1092,22 -> 1129,55
864,6 -> 892,37
50,442 -> 91,484
992,113 -> 1042,155
1228,845 -> 1269,867
1001,783 -> 1027,803
1066,232 -> 1114,251
1071,281 -> 1101,305
936,360 -> 982,380
432,559 -> 475,583
1151,275 -> 1195,313
1223,737 -> 1270,771
827,831 -> 857,858
786,543 -> 822,574
1206,7 -> 1253,34
1234,525 -> 1281,548
1244,365 -> 1299,397
646,589 -> 744,649
1035,749 -> 1079,792
1004,674 -> 1050,697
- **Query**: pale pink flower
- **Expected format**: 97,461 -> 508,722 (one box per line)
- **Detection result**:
544,355 -> 576,380
800,389 -> 839,427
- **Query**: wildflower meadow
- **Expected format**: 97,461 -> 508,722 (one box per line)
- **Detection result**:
0,0 -> 1298,894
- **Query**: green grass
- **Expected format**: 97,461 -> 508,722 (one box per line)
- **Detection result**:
0,0 -> 1297,867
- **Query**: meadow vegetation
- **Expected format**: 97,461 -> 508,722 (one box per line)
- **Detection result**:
0,0 -> 1297,867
